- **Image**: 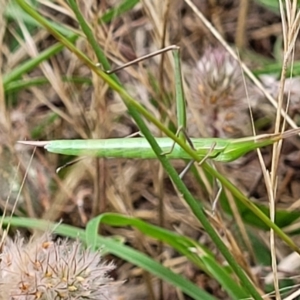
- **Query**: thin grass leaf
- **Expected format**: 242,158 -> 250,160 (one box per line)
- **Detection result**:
6,0 -> 74,36
3,35 -> 78,88
67,0 -> 120,84
100,0 -> 140,23
253,61 -> 300,77
86,213 -> 251,300
4,76 -> 91,93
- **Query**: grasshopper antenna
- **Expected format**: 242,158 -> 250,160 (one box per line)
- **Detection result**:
98,45 -> 179,74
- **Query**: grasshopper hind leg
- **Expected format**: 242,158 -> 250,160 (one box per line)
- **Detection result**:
211,175 -> 222,214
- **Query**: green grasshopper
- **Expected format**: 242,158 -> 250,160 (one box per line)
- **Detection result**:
18,129 -> 300,162
18,45 -> 300,164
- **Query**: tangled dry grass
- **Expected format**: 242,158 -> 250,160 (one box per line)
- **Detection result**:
1,0 -> 300,299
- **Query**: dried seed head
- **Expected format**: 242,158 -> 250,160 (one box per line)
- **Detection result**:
0,232 -> 120,299
190,47 -> 256,137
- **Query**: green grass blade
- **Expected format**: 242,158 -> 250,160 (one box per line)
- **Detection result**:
4,76 -> 91,93
220,192 -> 300,230
86,213 -> 251,299
253,60 -> 300,77
100,0 -> 140,23
3,35 -> 78,88
203,162 -> 300,254
6,0 -> 74,36
119,101 -> 263,298
67,0 -> 120,84
173,47 -> 186,131
253,0 -> 300,13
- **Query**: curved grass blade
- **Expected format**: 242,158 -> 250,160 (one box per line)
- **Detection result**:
3,35 -> 78,88
86,213 -> 251,300
100,0 -> 140,23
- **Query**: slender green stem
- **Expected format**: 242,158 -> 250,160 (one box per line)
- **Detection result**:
127,105 -> 263,300
100,0 -> 140,23
204,163 -> 300,254
173,48 -> 186,131
67,0 -> 120,85
3,35 -> 78,87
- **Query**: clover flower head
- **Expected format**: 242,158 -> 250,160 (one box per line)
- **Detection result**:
0,232 -> 119,299
191,47 -> 254,137
194,47 -> 243,104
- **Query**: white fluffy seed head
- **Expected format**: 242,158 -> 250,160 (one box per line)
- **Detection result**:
0,232 -> 120,299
